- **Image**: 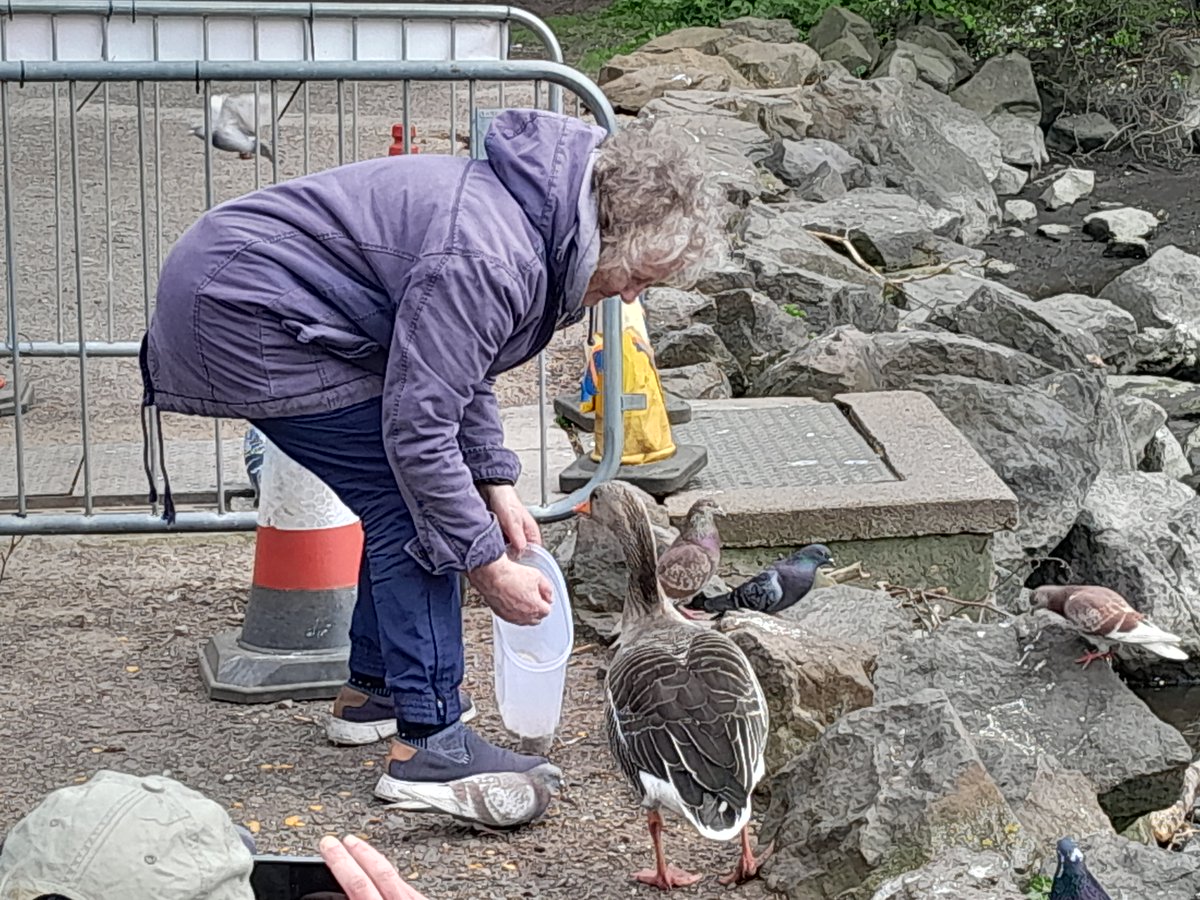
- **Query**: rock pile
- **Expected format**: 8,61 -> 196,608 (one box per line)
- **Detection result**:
573,8 -> 1200,897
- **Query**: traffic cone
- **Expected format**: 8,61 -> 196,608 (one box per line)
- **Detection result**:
200,436 -> 364,703
388,123 -> 419,155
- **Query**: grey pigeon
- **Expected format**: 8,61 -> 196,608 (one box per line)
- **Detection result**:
191,93 -> 274,160
380,765 -> 559,831
1031,584 -> 1188,667
1049,837 -> 1112,900
657,497 -> 723,620
684,544 -> 834,616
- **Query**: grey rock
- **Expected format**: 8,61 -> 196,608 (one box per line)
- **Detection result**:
870,849 -> 1025,900
1101,246 -> 1200,348
658,361 -> 733,400
995,225 -> 1028,238
716,610 -> 875,775
1004,753 -> 1115,857
777,584 -> 915,657
950,51 -> 1042,121
801,73 -> 1001,244
908,83 -> 1003,182
643,287 -> 712,339
791,162 -> 847,202
985,259 -> 1018,276
872,38 -> 957,93
599,48 -> 752,113
1074,832 -> 1200,900
987,111 -> 1050,168
718,38 -> 822,88
1084,207 -> 1159,260
787,187 -> 961,269
873,617 -> 1193,822
1052,470 -> 1200,682
752,326 -> 1058,402
1109,374 -> 1200,420
896,24 -> 974,86
634,26 -> 732,55
1037,223 -> 1072,239
760,688 -> 1030,900
806,5 -> 880,67
1037,293 -> 1138,368
992,162 -> 1029,196
644,87 -> 814,143
720,16 -> 799,43
696,288 -> 810,384
1143,424 -> 1192,481
817,33 -> 874,73
896,271 -> 1031,326
1048,111 -> 1119,153
653,322 -> 743,389
1114,394 -> 1169,463
772,137 -> 867,190
908,372 -> 1111,554
1040,166 -> 1096,210
738,202 -> 883,287
1003,199 -> 1037,224
926,283 -> 1097,370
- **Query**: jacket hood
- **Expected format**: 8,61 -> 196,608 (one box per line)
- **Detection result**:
484,109 -> 608,327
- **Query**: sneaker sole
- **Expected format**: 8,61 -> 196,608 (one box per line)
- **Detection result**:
325,702 -> 477,746
373,761 -> 563,805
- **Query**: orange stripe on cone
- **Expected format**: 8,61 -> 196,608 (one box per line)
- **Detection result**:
251,522 -> 364,592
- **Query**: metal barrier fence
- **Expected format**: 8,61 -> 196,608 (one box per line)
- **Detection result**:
0,2 -> 625,536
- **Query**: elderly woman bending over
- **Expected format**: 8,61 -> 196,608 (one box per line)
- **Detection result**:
138,109 -> 726,808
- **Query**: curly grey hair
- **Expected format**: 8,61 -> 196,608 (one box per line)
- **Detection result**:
591,121 -> 729,290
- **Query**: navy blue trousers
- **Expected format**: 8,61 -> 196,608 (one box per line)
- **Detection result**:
252,397 -> 463,726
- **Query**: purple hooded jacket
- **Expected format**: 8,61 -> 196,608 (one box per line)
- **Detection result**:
140,109 -> 608,576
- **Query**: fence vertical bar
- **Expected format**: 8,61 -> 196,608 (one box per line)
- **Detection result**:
102,82 -> 115,342
136,79 -> 162,517
67,81 -> 95,515
1,82 -> 28,516
52,83 -> 65,344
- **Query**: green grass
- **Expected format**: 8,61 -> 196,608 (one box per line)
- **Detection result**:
510,7 -> 658,77
1024,874 -> 1053,900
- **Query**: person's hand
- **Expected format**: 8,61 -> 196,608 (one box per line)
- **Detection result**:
467,553 -> 552,626
479,483 -> 541,554
318,834 -> 428,900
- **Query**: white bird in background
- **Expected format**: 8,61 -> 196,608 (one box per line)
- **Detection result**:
190,92 -> 275,160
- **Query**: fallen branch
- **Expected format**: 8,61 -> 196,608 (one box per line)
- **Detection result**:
882,582 -> 1015,627
805,229 -> 884,279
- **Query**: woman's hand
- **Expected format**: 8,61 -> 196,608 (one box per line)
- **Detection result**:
467,553 -> 552,626
478,483 -> 541,554
318,834 -> 428,900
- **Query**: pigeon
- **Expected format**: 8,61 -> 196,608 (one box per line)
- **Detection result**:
379,768 -> 559,832
683,544 -> 835,617
191,93 -> 275,160
1030,583 -> 1189,667
1049,837 -> 1112,900
656,497 -> 723,620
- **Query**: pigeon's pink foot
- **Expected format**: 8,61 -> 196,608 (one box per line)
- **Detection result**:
1075,649 -> 1115,668
239,152 -> 254,160
635,810 -> 703,891
718,829 -> 773,885
677,605 -> 712,621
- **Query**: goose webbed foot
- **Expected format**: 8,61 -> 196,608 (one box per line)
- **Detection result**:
718,828 -> 772,886
633,810 -> 702,891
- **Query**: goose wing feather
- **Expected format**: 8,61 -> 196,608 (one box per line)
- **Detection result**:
605,627 -> 768,838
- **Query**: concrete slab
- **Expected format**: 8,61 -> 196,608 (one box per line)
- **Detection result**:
0,379 -> 34,418
662,392 -> 1019,546
0,443 -> 81,503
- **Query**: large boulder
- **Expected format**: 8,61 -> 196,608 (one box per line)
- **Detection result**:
787,187 -> 961,269
1047,111 -> 1120,153
1036,293 -> 1139,369
896,271 -> 1029,326
871,39 -> 957,92
872,617 -> 1193,823
659,361 -> 732,399
771,137 -> 869,191
806,5 -> 881,68
720,16 -> 799,43
870,849 -> 1025,900
986,111 -> 1049,168
653,322 -> 743,392
634,26 -> 731,55
718,38 -> 822,88
694,288 -> 810,385
1073,832 -> 1200,898
599,48 -> 752,113
642,87 -> 814,142
909,84 -> 1003,183
777,584 -> 916,659
949,51 -> 1041,121
1109,374 -> 1200,420
760,689 -> 1030,900
717,611 -> 875,775
800,72 -> 1001,243
1099,246 -> 1200,346
896,24 -> 974,86
1049,470 -> 1200,682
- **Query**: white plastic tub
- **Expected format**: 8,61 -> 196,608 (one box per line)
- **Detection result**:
491,544 -> 574,744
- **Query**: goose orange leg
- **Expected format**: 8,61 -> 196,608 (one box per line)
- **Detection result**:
632,810 -> 702,891
718,827 -> 773,886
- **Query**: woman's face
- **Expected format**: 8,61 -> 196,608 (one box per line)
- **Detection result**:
582,262 -> 675,308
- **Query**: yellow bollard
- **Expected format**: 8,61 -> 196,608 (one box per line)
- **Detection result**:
579,300 -> 677,466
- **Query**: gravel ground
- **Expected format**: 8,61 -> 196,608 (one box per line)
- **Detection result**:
0,532 -> 772,898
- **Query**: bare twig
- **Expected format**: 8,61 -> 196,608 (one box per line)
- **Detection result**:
882,581 -> 1015,626
805,229 -> 884,279
0,535 -> 24,585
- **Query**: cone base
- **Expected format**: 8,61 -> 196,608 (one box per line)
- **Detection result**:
558,443 -> 709,498
199,629 -> 350,704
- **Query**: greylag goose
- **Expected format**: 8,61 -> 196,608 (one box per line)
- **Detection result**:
1031,584 -> 1188,667
657,497 -> 724,621
575,481 -> 770,891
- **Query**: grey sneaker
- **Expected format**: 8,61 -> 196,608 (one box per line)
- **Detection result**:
373,722 -> 561,805
325,685 -> 477,746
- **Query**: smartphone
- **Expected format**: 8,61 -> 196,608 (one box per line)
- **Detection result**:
250,854 -> 346,900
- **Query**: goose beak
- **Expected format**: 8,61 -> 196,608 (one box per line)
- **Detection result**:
573,499 -> 592,517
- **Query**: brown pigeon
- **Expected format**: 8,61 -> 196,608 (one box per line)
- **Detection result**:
657,498 -> 724,621
1030,584 -> 1189,667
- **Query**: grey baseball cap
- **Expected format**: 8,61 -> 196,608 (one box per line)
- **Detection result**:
0,770 -> 255,900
